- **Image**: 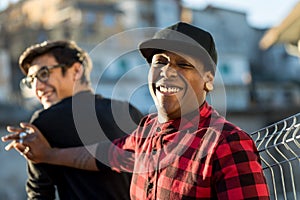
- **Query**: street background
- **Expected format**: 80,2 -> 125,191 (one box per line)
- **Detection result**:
0,0 -> 300,199
0,128 -> 27,199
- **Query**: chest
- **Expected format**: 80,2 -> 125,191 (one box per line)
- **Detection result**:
131,129 -> 220,199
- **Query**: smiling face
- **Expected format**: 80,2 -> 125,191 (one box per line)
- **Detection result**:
27,54 -> 75,109
148,51 -> 214,122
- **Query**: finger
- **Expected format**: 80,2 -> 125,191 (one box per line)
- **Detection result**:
22,150 -> 33,160
13,142 -> 28,154
23,146 -> 30,154
4,141 -> 17,151
16,144 -> 33,160
20,122 -> 36,134
6,126 -> 25,133
1,132 -> 21,142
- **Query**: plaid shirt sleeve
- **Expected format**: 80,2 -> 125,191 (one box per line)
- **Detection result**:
213,125 -> 270,199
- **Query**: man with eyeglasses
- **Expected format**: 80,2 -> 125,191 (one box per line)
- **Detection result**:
6,40 -> 143,199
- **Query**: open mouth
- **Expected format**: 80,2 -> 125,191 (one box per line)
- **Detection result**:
156,85 -> 183,95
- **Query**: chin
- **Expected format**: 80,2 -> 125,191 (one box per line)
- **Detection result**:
43,103 -> 51,109
42,100 -> 55,109
43,103 -> 52,109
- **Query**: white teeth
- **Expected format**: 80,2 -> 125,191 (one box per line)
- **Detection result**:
159,86 -> 180,93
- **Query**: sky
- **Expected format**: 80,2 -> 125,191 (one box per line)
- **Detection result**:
0,0 -> 299,29
183,0 -> 299,28
0,0 -> 19,10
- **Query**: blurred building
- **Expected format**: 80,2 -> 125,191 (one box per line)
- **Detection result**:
184,4 -> 300,131
0,0 -> 299,131
0,0 -> 154,124
0,0 -> 125,90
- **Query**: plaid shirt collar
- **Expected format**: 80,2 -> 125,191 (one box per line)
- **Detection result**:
154,101 -> 213,134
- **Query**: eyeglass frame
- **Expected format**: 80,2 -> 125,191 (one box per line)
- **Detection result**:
21,64 -> 67,89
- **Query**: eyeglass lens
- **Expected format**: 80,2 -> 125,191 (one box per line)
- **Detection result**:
22,64 -> 65,89
23,67 -> 49,89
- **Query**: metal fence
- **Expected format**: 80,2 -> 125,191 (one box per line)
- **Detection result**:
250,113 -> 300,200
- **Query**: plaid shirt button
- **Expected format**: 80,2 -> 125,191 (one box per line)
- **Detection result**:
146,182 -> 154,195
156,127 -> 161,132
152,149 -> 157,155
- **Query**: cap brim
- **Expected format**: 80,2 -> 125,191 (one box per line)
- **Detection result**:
139,39 -> 215,66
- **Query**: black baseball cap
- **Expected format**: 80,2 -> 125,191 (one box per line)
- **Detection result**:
139,22 -> 217,72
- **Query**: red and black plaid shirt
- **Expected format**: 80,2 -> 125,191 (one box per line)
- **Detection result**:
100,102 -> 270,199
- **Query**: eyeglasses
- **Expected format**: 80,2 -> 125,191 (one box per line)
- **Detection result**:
21,64 -> 65,89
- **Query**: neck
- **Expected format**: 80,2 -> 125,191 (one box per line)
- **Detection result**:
73,82 -> 93,95
157,101 -> 206,123
157,110 -> 179,123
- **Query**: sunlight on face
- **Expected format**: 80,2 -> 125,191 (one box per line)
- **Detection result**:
148,51 -> 213,122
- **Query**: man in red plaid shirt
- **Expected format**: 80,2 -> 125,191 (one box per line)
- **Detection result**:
4,22 -> 270,199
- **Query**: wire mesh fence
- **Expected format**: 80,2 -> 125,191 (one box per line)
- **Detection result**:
250,113 -> 300,200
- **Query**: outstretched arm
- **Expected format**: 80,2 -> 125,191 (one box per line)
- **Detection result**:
2,122 -> 99,171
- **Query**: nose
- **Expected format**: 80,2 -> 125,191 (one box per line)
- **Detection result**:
160,64 -> 177,78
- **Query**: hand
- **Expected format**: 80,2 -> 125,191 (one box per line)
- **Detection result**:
2,122 -> 53,163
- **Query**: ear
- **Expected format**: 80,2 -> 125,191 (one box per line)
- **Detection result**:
203,71 -> 214,92
72,62 -> 83,81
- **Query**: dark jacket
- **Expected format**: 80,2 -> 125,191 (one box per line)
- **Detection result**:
27,91 -> 143,200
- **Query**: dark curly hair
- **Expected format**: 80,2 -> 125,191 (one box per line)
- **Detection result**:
19,40 -> 92,85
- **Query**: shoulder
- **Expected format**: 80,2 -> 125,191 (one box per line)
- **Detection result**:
31,99 -> 70,120
220,121 -> 252,142
199,108 -> 255,152
209,120 -> 258,160
94,97 -> 128,112
203,106 -> 252,142
207,116 -> 253,146
30,108 -> 44,123
95,96 -> 129,109
97,97 -> 143,118
47,97 -> 72,112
